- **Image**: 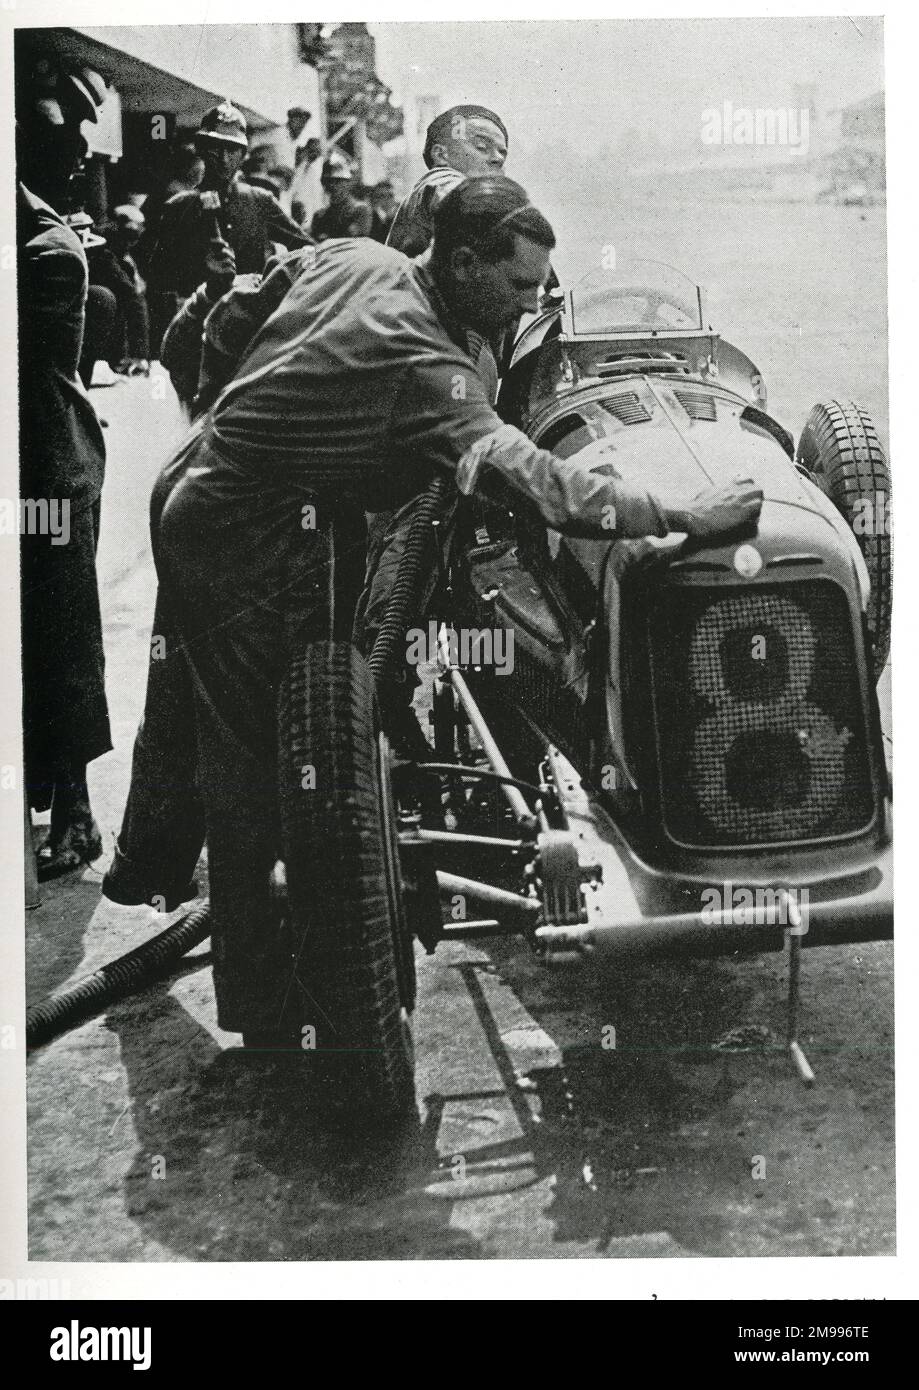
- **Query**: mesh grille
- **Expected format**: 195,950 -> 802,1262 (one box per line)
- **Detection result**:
648,581 -> 874,847
513,645 -> 589,758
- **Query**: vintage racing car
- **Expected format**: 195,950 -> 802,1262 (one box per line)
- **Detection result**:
25,260 -> 893,1125
274,259 -> 893,1119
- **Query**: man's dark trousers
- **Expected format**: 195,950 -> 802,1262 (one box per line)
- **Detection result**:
149,442 -> 336,1034
103,583 -> 204,912
105,491 -> 367,919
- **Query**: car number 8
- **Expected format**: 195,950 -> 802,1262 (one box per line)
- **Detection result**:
687,594 -> 851,838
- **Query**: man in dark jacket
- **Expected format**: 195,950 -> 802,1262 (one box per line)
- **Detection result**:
308,152 -> 360,241
144,100 -> 310,354
99,205 -> 151,373
369,180 -> 399,243
16,57 -> 112,877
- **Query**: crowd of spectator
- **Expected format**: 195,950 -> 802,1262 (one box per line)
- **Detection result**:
65,99 -> 405,383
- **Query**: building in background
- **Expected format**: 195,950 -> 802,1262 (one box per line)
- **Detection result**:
316,22 -> 403,187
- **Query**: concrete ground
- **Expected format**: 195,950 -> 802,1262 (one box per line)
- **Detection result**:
25,192 -> 894,1262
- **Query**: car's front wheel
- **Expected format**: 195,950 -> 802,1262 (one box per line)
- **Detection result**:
277,641 -> 416,1120
797,399 -> 891,677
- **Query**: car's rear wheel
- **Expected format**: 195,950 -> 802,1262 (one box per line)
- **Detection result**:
278,641 -> 416,1120
797,399 -> 891,677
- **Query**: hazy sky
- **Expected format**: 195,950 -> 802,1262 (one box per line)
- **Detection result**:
372,16 -> 884,156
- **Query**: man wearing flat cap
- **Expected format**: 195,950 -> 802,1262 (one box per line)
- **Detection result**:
145,99 -> 310,355
387,104 -> 509,257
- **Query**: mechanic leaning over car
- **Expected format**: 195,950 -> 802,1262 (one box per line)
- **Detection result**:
106,162 -> 513,915
104,219 -> 498,914
143,174 -> 763,1041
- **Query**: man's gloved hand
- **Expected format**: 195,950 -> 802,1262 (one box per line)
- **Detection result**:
669,477 -> 764,537
204,236 -> 237,302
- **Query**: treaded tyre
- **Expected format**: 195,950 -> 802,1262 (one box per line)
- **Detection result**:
278,641 -> 416,1119
797,399 -> 891,677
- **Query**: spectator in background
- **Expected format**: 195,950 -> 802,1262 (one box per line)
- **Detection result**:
138,142 -> 204,257
66,208 -> 151,384
16,58 -> 112,878
164,143 -> 206,200
345,199 -> 374,239
387,104 -> 509,256
369,179 -> 399,242
387,102 -> 555,368
312,196 -> 373,242
240,150 -> 289,202
90,202 -> 150,378
309,152 -> 358,240
290,137 -> 324,227
250,105 -> 311,213
268,168 -> 295,208
145,100 -> 309,354
282,105 -> 312,164
101,205 -> 151,373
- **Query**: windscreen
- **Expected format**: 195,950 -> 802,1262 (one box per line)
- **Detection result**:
569,259 -> 704,335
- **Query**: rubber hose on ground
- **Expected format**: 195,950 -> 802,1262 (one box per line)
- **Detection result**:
368,474 -> 450,687
26,899 -> 212,1050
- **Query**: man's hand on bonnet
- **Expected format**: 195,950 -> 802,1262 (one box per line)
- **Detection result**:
667,478 -> 764,538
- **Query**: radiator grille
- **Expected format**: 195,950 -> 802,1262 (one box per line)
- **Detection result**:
648,581 -> 874,847
512,644 -> 589,758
